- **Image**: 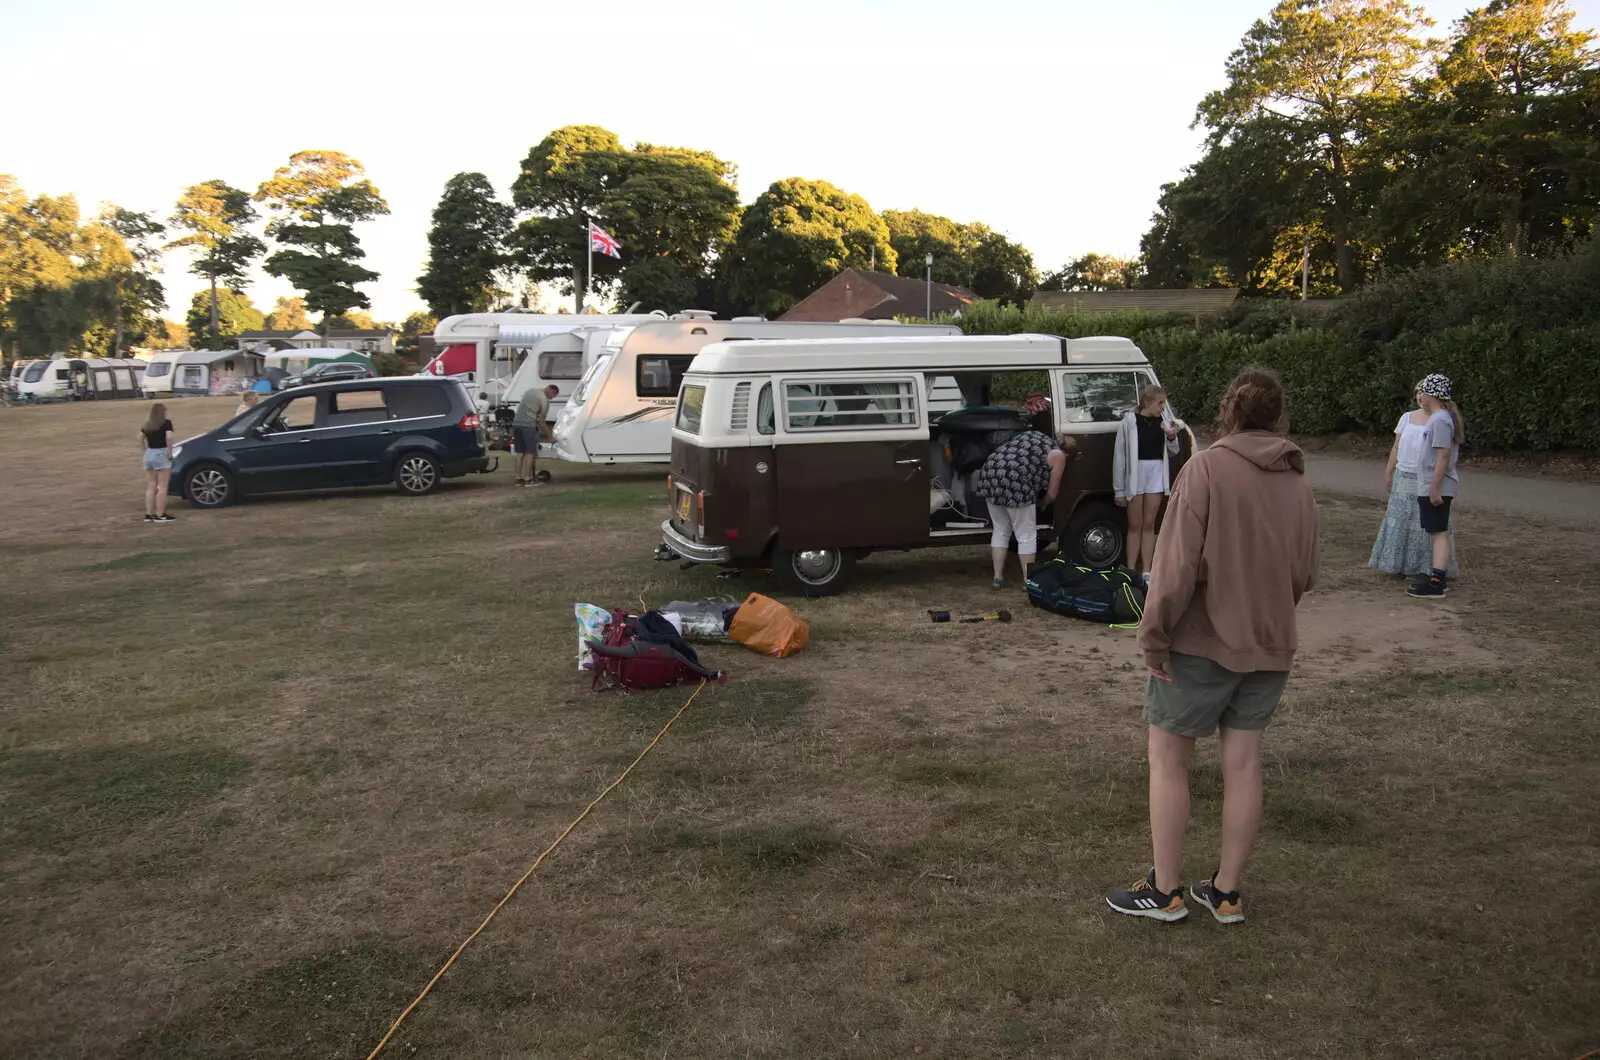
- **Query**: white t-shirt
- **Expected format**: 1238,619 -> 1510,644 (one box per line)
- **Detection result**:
1395,412 -> 1430,474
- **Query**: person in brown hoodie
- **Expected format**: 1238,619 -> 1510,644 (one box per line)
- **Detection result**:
1107,367 -> 1319,925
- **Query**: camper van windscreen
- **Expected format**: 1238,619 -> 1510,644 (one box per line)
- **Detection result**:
144,361 -> 170,378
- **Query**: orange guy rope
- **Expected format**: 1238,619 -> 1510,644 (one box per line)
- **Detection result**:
365,679 -> 710,1060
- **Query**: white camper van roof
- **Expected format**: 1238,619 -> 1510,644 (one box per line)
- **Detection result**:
432,312 -> 665,342
686,334 -> 1146,375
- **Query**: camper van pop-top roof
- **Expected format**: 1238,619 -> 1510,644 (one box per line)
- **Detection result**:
683,334 -> 1147,377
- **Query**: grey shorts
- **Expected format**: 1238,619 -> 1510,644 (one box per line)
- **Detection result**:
142,449 -> 172,472
1143,653 -> 1289,738
513,427 -> 541,454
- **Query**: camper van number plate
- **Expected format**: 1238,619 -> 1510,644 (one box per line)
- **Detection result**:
675,491 -> 692,522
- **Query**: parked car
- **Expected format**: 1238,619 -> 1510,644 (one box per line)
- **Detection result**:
280,361 -> 375,389
169,377 -> 492,508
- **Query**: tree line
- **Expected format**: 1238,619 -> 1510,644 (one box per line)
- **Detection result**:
1,150 -> 393,357
1143,0 -> 1599,294
416,126 -> 1043,320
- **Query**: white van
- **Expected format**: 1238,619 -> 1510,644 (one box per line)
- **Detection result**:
552,319 -> 963,465
426,311 -> 666,401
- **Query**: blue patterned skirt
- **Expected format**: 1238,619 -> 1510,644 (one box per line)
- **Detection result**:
1369,470 -> 1458,577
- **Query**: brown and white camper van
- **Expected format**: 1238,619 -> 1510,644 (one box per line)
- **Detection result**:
660,333 -> 1194,595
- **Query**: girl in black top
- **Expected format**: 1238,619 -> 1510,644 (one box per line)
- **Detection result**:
140,403 -> 175,523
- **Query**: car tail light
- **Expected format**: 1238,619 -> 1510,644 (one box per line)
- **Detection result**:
458,413 -> 481,431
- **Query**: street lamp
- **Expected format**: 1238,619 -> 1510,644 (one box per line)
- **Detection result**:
925,252 -> 934,320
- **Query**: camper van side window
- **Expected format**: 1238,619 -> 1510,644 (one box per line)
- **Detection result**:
756,384 -> 775,436
1060,371 -> 1145,424
637,355 -> 694,398
783,380 -> 918,431
676,385 -> 707,434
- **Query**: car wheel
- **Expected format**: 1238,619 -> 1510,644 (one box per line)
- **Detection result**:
771,547 -> 856,597
395,452 -> 441,495
1062,500 -> 1125,568
184,464 -> 234,509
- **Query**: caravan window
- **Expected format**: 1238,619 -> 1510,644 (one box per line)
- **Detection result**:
637,355 -> 694,398
144,361 -> 171,378
783,379 -> 919,431
572,355 -> 610,407
1059,371 -> 1147,424
676,385 -> 706,435
23,362 -> 48,383
538,351 -> 583,380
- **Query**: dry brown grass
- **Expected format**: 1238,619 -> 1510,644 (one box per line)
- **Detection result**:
1,397 -> 1597,1059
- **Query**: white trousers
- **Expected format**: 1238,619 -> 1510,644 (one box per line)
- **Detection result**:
989,503 -> 1038,553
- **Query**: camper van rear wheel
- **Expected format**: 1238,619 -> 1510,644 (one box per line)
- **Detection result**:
184,464 -> 234,509
395,452 -> 441,495
1063,500 -> 1125,569
772,547 -> 856,597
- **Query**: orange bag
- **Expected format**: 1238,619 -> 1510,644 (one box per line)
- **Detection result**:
727,593 -> 810,658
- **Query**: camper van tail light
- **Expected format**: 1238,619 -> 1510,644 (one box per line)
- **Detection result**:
696,491 -> 706,538
457,413 -> 481,431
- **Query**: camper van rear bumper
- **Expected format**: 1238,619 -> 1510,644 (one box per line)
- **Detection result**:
660,520 -> 730,564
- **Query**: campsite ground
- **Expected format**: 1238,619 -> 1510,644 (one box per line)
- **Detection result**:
2,397 -> 1596,1059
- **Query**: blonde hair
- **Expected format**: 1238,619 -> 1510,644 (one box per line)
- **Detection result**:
1054,433 -> 1079,455
143,403 -> 168,434
1442,399 -> 1466,444
1138,385 -> 1166,412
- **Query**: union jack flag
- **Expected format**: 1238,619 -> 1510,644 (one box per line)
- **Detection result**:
589,223 -> 621,259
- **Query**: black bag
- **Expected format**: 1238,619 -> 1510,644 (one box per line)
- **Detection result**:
1025,558 -> 1146,627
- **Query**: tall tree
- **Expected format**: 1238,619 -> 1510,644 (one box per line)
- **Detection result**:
168,180 -> 264,348
1042,252 -> 1144,292
883,208 -> 970,285
964,224 -> 1038,305
722,178 -> 896,318
185,287 -> 262,347
255,151 -> 390,332
602,144 -> 740,313
262,295 -> 313,330
511,125 -> 626,310
1,186 -> 94,356
96,208 -> 165,354
1198,0 -> 1432,290
418,172 -> 513,318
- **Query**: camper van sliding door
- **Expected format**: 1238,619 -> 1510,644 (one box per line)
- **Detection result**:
772,377 -> 928,549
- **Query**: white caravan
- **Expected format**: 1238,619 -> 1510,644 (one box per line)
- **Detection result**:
14,356 -> 146,400
426,311 -> 665,406
552,319 -> 963,465
139,350 -> 186,397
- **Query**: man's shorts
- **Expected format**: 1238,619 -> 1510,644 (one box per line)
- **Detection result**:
513,426 -> 541,454
1143,653 -> 1289,738
1417,495 -> 1453,534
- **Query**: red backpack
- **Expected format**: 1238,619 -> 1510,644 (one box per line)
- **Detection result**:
588,610 -> 726,692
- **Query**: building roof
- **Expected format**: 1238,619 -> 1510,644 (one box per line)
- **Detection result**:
325,328 -> 394,337
780,268 -> 980,322
1029,288 -> 1241,314
238,330 -> 319,339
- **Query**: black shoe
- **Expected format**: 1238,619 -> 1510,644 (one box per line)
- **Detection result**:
1407,577 -> 1447,599
144,514 -> 155,522
1190,873 -> 1245,924
153,514 -> 175,523
1106,869 -> 1188,923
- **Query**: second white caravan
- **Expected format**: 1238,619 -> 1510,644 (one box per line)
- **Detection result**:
552,319 -> 962,465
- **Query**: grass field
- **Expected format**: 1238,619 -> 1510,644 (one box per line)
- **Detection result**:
2,396 -> 1596,1059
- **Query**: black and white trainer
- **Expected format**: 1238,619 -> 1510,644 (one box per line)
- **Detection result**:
1106,869 -> 1188,923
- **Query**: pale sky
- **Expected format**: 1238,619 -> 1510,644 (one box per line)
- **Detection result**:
5,0 -> 1597,323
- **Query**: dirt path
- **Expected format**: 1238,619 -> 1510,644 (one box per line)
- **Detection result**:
1305,453 -> 1600,526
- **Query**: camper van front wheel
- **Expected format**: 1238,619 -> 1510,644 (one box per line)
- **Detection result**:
184,465 -> 234,509
1063,500 -> 1125,569
772,548 -> 856,597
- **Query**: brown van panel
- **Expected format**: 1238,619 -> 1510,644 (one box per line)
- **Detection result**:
669,439 -> 776,560
775,440 -> 929,550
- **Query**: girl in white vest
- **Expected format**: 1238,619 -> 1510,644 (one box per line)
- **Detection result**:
1113,385 -> 1181,573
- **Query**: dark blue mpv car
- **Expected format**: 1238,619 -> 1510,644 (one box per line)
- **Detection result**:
170,377 -> 492,508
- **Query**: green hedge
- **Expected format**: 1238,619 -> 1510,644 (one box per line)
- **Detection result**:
950,246 -> 1600,452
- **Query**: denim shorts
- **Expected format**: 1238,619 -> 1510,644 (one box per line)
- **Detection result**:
142,448 -> 172,472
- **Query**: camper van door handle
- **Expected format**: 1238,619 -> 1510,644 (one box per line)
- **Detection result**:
896,458 -> 922,466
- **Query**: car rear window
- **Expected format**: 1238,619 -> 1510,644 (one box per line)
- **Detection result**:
387,384 -> 451,419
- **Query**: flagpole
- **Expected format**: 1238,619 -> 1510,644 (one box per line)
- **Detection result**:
585,219 -> 593,313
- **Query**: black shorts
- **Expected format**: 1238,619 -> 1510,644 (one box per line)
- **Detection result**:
1417,495 -> 1453,534
513,427 -> 542,454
